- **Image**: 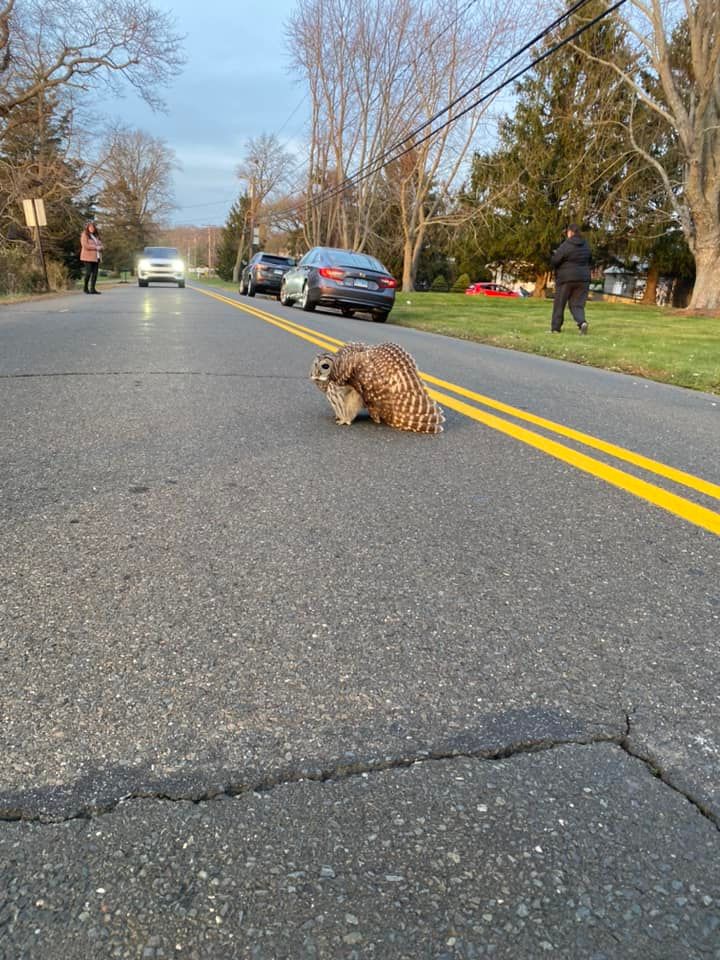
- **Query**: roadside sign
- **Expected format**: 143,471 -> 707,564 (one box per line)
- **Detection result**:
21,198 -> 50,290
22,198 -> 47,227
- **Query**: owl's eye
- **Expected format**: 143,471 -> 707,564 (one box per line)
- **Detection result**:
320,361 -> 331,371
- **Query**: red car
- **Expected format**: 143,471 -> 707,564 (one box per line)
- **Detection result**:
465,282 -> 520,298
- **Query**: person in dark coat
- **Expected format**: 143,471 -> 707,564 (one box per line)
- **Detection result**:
550,223 -> 592,334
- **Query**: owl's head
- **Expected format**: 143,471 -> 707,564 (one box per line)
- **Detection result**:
310,353 -> 334,391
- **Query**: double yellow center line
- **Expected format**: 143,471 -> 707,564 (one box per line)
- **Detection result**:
193,286 -> 720,537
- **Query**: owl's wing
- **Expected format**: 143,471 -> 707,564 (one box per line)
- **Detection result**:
357,343 -> 417,404
330,343 -> 368,384
357,344 -> 444,434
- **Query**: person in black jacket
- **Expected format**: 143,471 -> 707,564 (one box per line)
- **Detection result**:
550,223 -> 592,334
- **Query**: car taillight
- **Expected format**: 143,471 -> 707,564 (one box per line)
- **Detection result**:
318,267 -> 345,281
379,277 -> 397,289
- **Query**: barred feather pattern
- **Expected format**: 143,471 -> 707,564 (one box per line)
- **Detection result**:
309,342 -> 445,434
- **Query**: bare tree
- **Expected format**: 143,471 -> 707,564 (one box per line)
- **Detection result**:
232,133 -> 296,281
0,0 -> 184,119
96,126 -> 177,269
287,0 -> 427,255
0,0 -> 13,75
287,0 -> 519,289
580,0 -> 720,310
391,0 -> 519,290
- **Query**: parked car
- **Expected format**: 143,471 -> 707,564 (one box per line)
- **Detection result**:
280,246 -> 397,321
465,282 -> 520,298
137,247 -> 185,288
240,252 -> 296,298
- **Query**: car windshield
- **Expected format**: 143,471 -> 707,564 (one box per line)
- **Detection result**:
261,255 -> 295,266
325,249 -> 388,272
144,247 -> 179,258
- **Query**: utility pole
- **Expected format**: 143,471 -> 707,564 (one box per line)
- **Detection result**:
248,177 -> 255,259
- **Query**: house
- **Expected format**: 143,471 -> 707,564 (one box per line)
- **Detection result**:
603,265 -> 644,299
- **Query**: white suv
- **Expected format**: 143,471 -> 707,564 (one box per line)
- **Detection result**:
137,247 -> 186,288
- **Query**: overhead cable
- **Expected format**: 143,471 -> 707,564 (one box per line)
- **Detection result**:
257,0 -> 627,225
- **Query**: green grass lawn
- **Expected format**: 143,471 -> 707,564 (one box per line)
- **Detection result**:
196,278 -> 720,395
390,293 -> 720,394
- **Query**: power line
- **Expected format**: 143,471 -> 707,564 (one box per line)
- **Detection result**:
344,0 -> 630,194
251,0 -> 484,192
258,0 -> 626,226
274,94 -> 308,138
312,0 -> 614,209
177,197 -> 238,212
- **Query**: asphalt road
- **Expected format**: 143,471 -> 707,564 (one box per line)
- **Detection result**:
1,283 -> 718,959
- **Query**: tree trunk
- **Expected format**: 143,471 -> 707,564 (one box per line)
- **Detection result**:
232,235 -> 246,283
688,244 -> 720,311
401,226 -> 426,293
533,271 -> 550,298
401,236 -> 416,292
642,263 -> 659,304
232,250 -> 241,283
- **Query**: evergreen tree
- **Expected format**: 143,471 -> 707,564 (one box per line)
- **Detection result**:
466,2 -> 637,295
0,88 -> 86,284
217,196 -> 249,282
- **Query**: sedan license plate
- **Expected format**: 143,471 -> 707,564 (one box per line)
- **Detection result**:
353,278 -> 369,288
273,269 -> 283,275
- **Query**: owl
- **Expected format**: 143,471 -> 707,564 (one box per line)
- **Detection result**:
309,342 -> 445,434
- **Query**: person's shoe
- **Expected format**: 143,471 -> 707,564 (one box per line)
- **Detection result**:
579,321 -> 588,335
550,329 -> 562,333
84,288 -> 90,294
90,289 -> 101,294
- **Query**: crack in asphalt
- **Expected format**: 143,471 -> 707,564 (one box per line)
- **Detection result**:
618,710 -> 719,832
1,722 -> 717,831
0,732 -> 616,824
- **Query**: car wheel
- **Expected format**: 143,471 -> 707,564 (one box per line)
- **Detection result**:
138,280 -> 148,287
299,283 -> 315,312
340,307 -> 355,317
372,310 -> 389,323
239,280 -> 247,295
178,281 -> 185,288
279,281 -> 292,306
247,276 -> 256,297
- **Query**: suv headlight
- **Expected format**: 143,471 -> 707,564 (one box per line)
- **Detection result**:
172,259 -> 185,272
138,258 -> 151,270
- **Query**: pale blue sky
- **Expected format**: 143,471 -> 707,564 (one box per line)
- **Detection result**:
100,0 -> 307,226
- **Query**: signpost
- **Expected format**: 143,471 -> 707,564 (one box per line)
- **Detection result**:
22,198 -> 50,291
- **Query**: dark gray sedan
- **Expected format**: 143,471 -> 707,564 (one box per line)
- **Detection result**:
279,246 -> 397,322
240,252 -> 296,298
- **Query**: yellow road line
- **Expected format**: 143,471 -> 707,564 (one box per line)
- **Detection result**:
193,288 -> 337,351
191,286 -> 720,535
424,388 -> 720,536
420,372 -> 720,502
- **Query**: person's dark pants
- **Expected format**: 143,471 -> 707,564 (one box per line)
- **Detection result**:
83,260 -> 99,293
552,281 -> 589,330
